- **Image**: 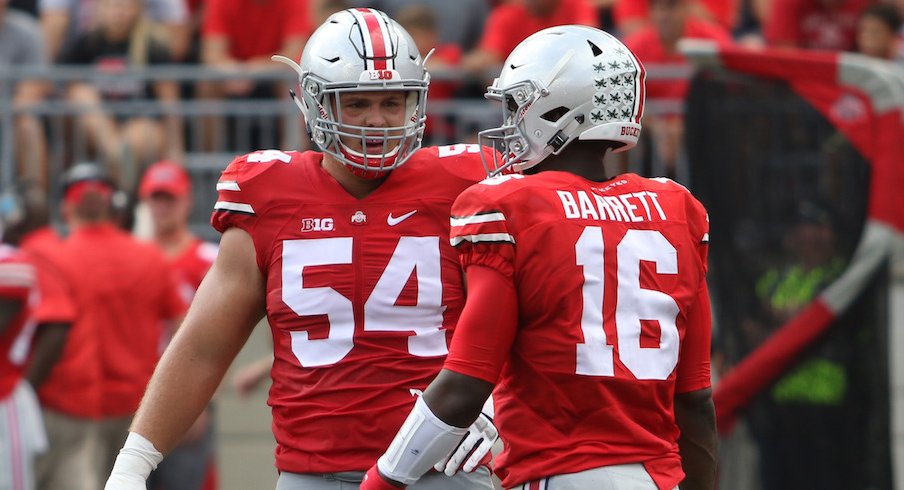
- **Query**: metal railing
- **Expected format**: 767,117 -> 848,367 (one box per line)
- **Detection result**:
0,63 -> 691,236
0,63 -> 692,176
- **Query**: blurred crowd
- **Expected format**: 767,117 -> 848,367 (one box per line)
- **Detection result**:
1,0 -> 902,489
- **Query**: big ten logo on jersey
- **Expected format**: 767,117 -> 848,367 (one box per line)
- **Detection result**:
247,149 -> 292,164
437,144 -> 481,158
301,217 -> 334,232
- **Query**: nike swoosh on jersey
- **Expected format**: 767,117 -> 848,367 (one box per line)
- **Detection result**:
387,210 -> 417,226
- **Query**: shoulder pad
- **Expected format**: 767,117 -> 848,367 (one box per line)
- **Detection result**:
649,176 -> 691,194
220,150 -> 299,183
423,145 -> 492,182
214,150 -> 301,220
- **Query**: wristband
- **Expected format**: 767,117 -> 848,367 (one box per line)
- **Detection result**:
362,465 -> 405,490
110,432 -> 163,479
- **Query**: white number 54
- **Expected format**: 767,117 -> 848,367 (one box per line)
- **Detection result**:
281,237 -> 447,367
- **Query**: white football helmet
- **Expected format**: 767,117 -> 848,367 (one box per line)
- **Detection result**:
273,8 -> 429,178
479,25 -> 646,175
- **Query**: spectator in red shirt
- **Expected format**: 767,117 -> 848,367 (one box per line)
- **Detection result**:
614,0 -> 739,36
764,0 -> 874,51
200,0 -> 310,98
625,0 -> 731,176
397,5 -> 461,143
462,0 -> 598,76
34,163 -> 186,490
138,161 -> 219,490
855,2 -> 901,59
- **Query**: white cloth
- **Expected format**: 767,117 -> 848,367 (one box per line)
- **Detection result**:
0,381 -> 48,490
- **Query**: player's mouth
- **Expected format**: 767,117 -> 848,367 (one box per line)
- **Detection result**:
365,138 -> 387,152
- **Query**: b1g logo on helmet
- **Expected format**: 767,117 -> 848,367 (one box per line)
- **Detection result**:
301,217 -> 334,232
367,70 -> 396,81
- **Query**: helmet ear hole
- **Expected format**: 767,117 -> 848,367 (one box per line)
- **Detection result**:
540,106 -> 571,123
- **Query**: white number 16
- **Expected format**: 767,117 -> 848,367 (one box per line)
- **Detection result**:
575,228 -> 680,380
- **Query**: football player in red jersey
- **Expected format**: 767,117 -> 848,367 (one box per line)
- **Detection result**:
362,25 -> 717,490
0,244 -> 42,490
0,186 -> 77,490
105,8 -> 497,490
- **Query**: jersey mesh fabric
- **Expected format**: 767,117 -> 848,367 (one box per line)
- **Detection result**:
446,172 -> 712,489
210,146 -> 489,472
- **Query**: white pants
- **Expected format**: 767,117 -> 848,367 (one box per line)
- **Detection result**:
276,467 -> 495,490
511,463 -> 679,490
0,381 -> 47,490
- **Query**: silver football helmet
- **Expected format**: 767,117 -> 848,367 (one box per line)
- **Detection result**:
273,8 -> 429,178
479,25 -> 646,175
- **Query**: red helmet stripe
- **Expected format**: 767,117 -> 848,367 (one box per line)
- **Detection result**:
356,8 -> 388,70
633,58 -> 646,123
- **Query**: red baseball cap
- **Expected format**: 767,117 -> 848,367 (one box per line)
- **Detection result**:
139,161 -> 191,199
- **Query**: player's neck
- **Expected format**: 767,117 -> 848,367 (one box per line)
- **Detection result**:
154,227 -> 194,258
532,143 -> 611,182
321,155 -> 387,199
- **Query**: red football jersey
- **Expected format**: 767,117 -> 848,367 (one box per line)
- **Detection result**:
170,238 -> 218,304
157,238 -> 218,353
38,224 -> 186,418
0,245 -> 37,400
210,145 -> 488,473
446,172 -> 712,489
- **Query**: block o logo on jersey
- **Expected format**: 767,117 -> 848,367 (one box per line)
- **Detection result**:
351,211 -> 367,225
301,217 -> 334,232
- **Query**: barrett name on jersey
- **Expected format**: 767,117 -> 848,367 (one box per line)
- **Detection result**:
210,145 -> 488,473
448,172 -> 712,489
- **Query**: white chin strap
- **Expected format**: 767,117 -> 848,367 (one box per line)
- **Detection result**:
377,396 -> 468,485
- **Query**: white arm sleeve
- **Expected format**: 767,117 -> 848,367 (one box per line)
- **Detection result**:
377,396 -> 468,485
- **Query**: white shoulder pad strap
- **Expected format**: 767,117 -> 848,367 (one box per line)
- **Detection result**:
377,396 -> 468,485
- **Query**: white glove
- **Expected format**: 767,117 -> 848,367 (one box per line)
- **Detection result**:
104,432 -> 163,490
433,411 -> 498,476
